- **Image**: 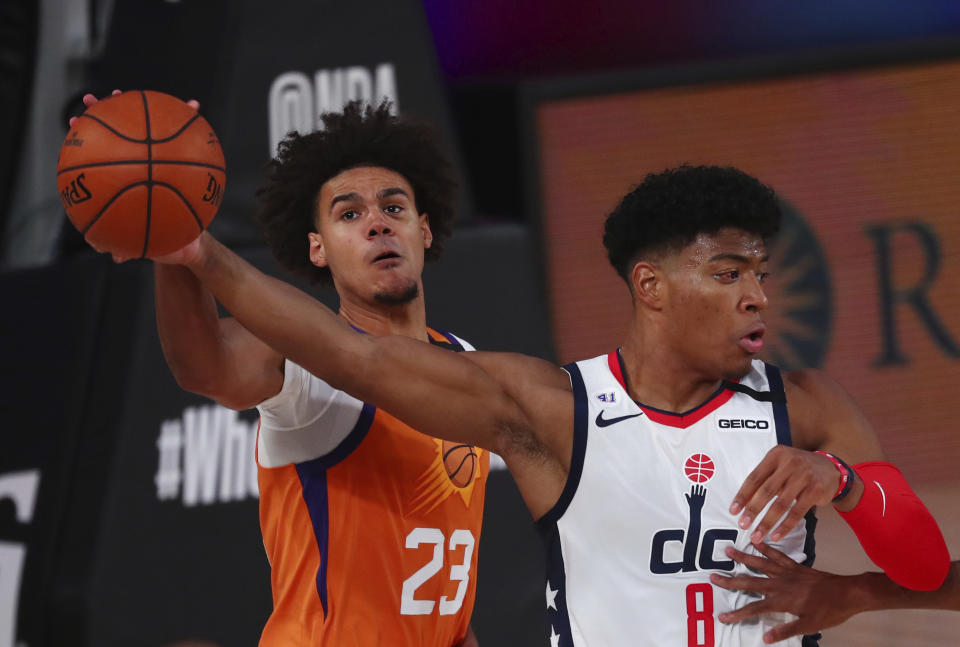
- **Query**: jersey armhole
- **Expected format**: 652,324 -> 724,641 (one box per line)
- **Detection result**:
534,362 -> 588,531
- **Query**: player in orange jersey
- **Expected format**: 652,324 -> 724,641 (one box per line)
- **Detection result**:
145,100 -> 486,646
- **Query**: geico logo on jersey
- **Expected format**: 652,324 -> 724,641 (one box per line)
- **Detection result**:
155,406 -> 259,506
268,63 -> 398,155
717,418 -> 770,430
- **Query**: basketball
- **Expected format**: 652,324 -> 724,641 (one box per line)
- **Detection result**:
442,440 -> 477,488
56,90 -> 226,258
684,453 -> 715,484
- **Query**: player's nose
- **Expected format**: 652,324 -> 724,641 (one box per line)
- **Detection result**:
366,212 -> 393,237
741,277 -> 769,312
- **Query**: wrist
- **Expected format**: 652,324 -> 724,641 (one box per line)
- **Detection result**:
814,450 -> 856,504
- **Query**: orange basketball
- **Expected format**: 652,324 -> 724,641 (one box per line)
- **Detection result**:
442,440 -> 478,488
56,90 -> 226,258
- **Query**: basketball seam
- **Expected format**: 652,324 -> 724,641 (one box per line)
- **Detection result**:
57,159 -> 227,175
141,90 -> 153,258
443,443 -> 474,461
78,113 -> 148,143
153,182 -> 205,230
447,453 -> 475,483
151,113 -> 202,144
80,181 -> 151,234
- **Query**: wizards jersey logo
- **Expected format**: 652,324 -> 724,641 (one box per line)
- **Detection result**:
649,453 -> 738,574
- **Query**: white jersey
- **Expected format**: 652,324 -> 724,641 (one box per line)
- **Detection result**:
539,351 -> 817,647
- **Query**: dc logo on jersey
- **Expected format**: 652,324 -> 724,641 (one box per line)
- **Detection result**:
649,452 -> 738,575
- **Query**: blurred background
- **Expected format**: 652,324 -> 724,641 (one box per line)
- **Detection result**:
3,1 -> 960,645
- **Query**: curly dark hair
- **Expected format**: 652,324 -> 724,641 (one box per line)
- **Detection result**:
255,100 -> 458,284
603,165 -> 781,282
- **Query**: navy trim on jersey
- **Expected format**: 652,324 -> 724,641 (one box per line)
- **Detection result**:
295,462 -> 331,616
433,329 -> 465,349
539,524 -> 577,647
721,380 -> 786,403
801,509 -> 821,646
616,350 -> 732,419
304,402 -> 377,470
428,333 -> 466,352
764,363 -> 792,447
535,362 -> 589,528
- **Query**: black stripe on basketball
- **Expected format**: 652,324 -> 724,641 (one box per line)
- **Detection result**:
153,182 -> 205,230
444,443 -> 477,484
80,181 -> 151,234
141,90 -> 153,258
57,159 -> 227,176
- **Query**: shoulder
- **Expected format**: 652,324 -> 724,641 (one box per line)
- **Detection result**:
782,368 -> 882,457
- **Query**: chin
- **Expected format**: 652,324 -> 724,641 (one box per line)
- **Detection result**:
374,282 -> 419,305
723,359 -> 754,381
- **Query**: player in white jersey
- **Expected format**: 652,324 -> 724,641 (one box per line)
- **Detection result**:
153,164 -> 950,646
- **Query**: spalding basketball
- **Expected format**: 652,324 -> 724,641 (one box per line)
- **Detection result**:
442,440 -> 478,488
56,90 -> 226,258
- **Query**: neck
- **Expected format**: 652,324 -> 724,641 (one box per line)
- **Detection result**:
619,325 -> 724,414
337,286 -> 428,340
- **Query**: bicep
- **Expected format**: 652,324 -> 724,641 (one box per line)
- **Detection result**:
785,369 -> 885,462
206,318 -> 285,410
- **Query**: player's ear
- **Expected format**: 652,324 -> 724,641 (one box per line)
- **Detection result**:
631,261 -> 663,310
419,212 -> 433,250
308,231 -> 328,268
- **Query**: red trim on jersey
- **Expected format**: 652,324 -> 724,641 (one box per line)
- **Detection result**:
606,350 -> 737,429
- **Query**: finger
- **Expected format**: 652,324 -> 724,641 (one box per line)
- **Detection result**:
751,541 -> 797,568
186,99 -> 200,111
724,545 -> 784,576
111,89 -> 122,95
112,253 -> 133,263
752,471 -> 805,542
68,116 -> 78,128
769,488 -> 817,542
709,572 -> 768,593
764,619 -> 804,644
717,598 -> 769,624
82,93 -> 99,107
740,468 -> 790,533
731,454 -> 778,516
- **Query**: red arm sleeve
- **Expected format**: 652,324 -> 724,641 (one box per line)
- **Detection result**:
839,461 -> 950,591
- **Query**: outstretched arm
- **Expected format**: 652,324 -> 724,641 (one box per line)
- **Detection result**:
712,543 -> 960,644
163,234 -> 572,487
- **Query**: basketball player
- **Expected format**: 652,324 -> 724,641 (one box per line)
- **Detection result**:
76,96 -> 486,647
713,544 -> 960,643
146,164 -> 949,646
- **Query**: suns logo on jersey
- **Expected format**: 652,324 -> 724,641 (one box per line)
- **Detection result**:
408,439 -> 484,515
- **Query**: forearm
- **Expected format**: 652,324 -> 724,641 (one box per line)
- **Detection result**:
155,263 -> 230,391
854,561 -> 960,612
838,461 -> 950,591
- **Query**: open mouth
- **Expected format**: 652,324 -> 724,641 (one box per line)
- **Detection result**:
739,327 -> 765,354
373,251 -> 401,264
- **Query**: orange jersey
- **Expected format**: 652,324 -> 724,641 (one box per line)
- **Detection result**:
256,330 -> 488,647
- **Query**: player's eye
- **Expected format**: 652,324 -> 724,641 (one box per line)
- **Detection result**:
384,204 -> 403,214
757,271 -> 770,283
340,210 -> 360,221
715,270 -> 739,282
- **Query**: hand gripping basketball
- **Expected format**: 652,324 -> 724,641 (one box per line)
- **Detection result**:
57,90 -> 225,259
